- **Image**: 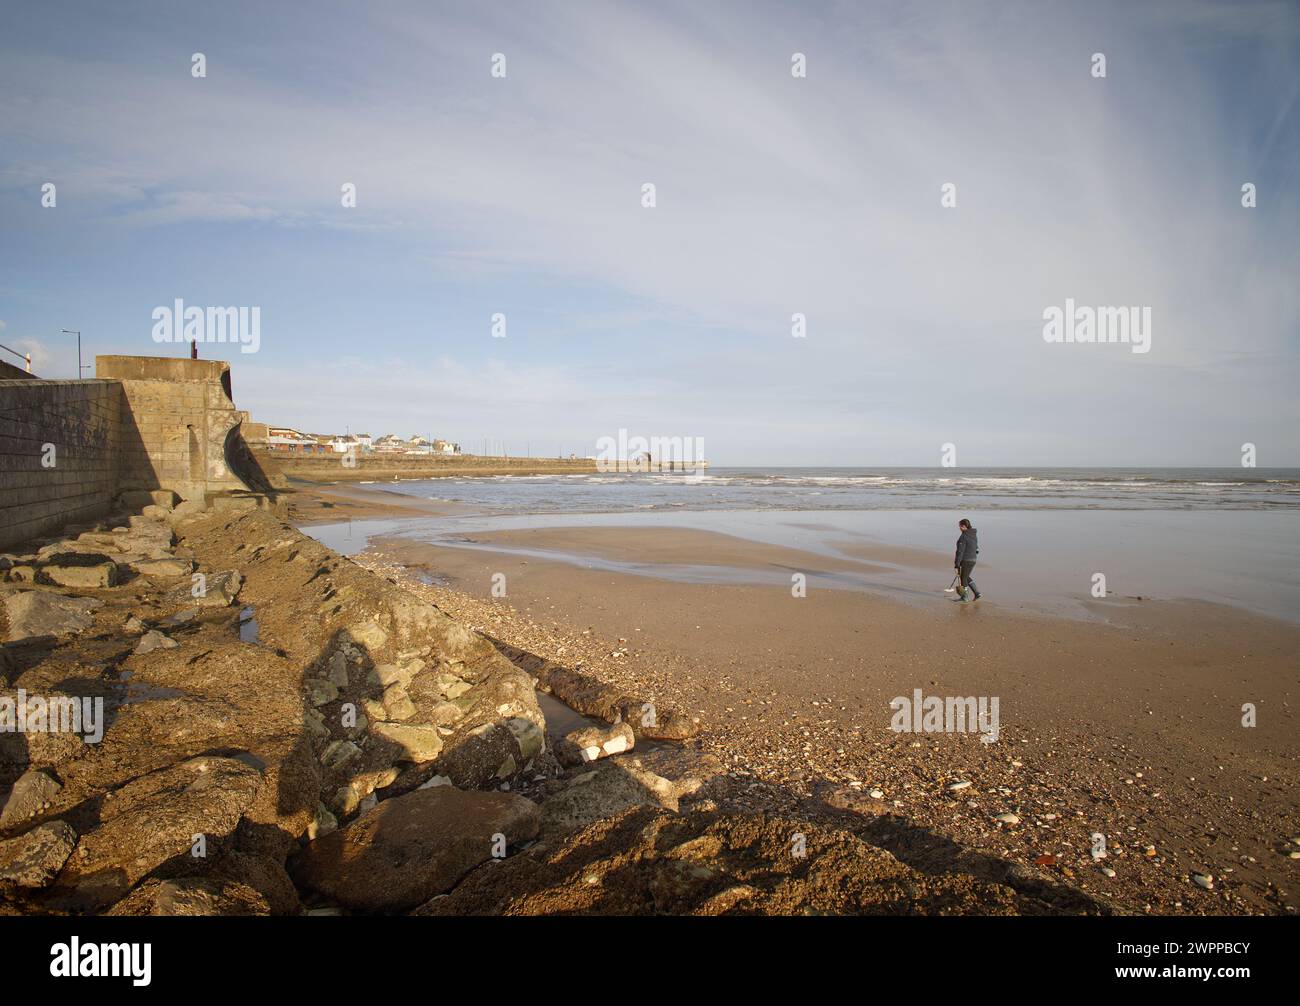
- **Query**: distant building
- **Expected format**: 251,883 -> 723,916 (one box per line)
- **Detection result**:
266,427 -> 329,455
327,434 -> 361,454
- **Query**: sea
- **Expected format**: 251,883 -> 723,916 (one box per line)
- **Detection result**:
370,467 -> 1300,514
304,468 -> 1300,625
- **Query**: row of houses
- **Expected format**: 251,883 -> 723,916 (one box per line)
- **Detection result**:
265,428 -> 461,457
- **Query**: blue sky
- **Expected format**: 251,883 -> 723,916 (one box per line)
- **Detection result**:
1,0 -> 1297,465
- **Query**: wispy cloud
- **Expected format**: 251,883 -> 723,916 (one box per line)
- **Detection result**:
1,0 -> 1297,464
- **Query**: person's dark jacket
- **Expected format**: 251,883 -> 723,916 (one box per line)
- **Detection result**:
954,527 -> 979,566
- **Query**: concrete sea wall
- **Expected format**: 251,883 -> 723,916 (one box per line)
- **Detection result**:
0,356 -> 272,552
275,453 -> 596,482
0,379 -> 125,549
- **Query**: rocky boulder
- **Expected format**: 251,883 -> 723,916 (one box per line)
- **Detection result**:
39,554 -> 118,589
133,630 -> 179,655
540,759 -> 680,839
557,722 -> 635,766
292,785 -> 540,912
2,590 -> 103,641
128,557 -> 195,579
0,820 -> 78,890
0,769 -> 63,828
46,755 -> 263,911
106,876 -> 270,916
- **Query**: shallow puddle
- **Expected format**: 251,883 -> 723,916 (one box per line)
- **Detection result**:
238,605 -> 260,643
535,690 -> 602,737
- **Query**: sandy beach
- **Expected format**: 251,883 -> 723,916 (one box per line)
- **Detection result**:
294,483 -> 1300,915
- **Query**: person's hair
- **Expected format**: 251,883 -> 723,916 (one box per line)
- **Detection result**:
958,518 -> 971,529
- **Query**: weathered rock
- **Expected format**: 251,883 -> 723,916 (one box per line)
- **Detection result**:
106,876 -> 270,916
134,629 -> 179,655
327,650 -> 349,687
381,684 -> 416,721
372,662 -> 417,689
210,851 -> 300,915
306,679 -> 338,706
0,820 -> 78,890
211,495 -> 263,514
346,621 -> 388,653
443,679 -> 471,700
507,717 -> 545,761
0,714 -> 85,772
329,766 -> 400,817
428,702 -> 464,727
193,570 -> 243,607
0,769 -> 62,827
541,760 -> 679,838
158,606 -> 200,628
308,803 -> 339,841
292,786 -> 540,912
167,500 -> 207,524
40,558 -> 118,590
558,722 -> 634,765
371,722 -> 444,763
47,756 -> 263,911
321,740 -> 362,771
2,591 -> 103,641
129,557 -> 195,579
73,532 -> 121,549
417,806 -> 1072,917
117,489 -> 179,511
154,877 -> 268,915
35,542 -> 79,561
119,520 -> 176,550
433,721 -> 528,790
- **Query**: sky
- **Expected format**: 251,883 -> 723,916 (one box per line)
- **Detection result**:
1,0 -> 1298,466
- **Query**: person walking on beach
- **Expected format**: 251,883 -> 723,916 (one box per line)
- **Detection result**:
953,518 -> 981,602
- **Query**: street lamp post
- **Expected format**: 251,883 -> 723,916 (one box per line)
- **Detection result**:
61,329 -> 84,377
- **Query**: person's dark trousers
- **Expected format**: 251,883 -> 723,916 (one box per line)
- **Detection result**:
958,561 -> 979,599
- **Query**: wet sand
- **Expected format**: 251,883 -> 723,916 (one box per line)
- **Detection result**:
346,521 -> 1299,916
442,524 -> 910,575
285,479 -> 466,525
